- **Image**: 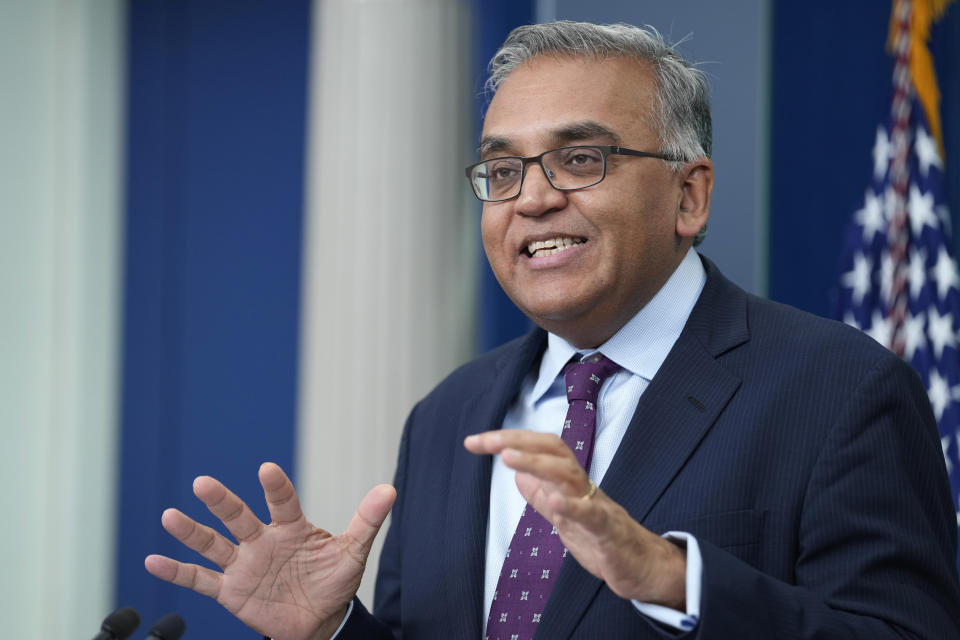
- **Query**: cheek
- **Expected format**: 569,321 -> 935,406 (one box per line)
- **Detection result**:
480,225 -> 507,282
479,215 -> 496,260
480,209 -> 511,257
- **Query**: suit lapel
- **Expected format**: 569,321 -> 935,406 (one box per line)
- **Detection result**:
536,257 -> 749,638
442,330 -> 547,638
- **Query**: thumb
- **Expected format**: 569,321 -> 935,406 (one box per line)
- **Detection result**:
344,484 -> 397,559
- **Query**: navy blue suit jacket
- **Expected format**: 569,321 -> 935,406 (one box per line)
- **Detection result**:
341,256 -> 960,639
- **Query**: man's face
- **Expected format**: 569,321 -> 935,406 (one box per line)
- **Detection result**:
479,55 -> 710,348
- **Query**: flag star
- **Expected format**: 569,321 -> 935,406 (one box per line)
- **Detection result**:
930,247 -> 960,302
865,310 -> 893,348
928,369 -> 951,421
927,306 -> 957,359
915,125 -> 943,177
943,435 -> 954,473
855,189 -> 886,242
903,311 -> 927,361
909,184 -> 938,237
873,125 -> 892,180
908,247 -> 927,299
841,252 -> 873,305
880,251 -> 895,304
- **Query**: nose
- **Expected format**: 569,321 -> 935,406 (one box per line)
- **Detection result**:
514,163 -> 567,217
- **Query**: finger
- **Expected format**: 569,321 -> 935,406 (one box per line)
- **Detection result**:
464,430 -> 569,456
145,554 -> 224,599
547,487 -> 613,535
258,462 -> 305,526
193,475 -> 265,543
160,508 -> 238,569
502,447 -> 585,490
342,484 -> 397,562
513,470 -> 591,521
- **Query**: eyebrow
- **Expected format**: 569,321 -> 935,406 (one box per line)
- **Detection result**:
477,121 -> 622,158
552,121 -> 621,145
477,136 -> 512,158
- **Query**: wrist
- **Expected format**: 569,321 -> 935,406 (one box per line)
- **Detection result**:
305,602 -> 351,640
641,537 -> 687,611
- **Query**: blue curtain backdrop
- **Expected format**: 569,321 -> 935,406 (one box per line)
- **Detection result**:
115,1 -> 309,636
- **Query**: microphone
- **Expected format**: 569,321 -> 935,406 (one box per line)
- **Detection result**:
91,606 -> 140,640
145,613 -> 186,640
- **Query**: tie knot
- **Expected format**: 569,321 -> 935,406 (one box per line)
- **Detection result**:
563,354 -> 621,402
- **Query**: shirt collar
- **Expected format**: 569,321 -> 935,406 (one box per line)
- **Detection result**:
529,248 -> 707,403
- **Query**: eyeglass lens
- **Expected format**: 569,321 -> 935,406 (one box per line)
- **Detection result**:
471,146 -> 606,201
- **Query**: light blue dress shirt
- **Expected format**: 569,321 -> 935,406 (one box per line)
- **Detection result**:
483,247 -> 707,633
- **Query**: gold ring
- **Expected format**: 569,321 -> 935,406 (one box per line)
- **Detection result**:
582,479 -> 598,500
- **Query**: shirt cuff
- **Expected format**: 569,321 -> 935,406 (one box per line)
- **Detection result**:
323,599 -> 356,640
631,531 -> 702,633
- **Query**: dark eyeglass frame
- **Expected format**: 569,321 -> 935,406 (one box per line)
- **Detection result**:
464,145 -> 678,202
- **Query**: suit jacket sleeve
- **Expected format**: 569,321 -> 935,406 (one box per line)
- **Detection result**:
688,354 -> 960,639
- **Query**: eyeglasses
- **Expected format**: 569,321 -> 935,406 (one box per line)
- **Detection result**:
464,145 -> 676,202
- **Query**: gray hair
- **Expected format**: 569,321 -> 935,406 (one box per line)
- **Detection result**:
486,21 -> 712,244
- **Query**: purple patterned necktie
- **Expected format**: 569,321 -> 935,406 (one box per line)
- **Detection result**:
485,354 -> 621,640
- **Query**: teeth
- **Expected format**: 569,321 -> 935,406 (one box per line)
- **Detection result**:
527,236 -> 585,257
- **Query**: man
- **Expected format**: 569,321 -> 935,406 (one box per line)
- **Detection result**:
145,21 -> 960,639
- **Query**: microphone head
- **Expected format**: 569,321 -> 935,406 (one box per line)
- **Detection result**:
101,606 -> 140,639
147,612 -> 186,640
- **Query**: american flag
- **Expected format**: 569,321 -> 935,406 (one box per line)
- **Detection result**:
835,0 -> 960,558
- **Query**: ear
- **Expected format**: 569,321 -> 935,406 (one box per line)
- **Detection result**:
675,158 -> 714,239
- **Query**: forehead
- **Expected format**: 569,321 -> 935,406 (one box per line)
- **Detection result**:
481,55 -> 658,153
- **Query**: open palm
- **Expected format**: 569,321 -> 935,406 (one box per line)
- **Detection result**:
145,463 -> 395,640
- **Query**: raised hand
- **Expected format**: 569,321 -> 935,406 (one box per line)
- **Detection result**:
464,430 -> 686,609
145,462 -> 396,640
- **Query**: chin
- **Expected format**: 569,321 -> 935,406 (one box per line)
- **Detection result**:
519,299 -> 598,333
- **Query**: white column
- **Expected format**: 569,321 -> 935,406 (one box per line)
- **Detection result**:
0,0 -> 126,636
298,0 -> 476,605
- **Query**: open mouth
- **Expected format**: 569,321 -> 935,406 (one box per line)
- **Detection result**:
523,236 -> 587,258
